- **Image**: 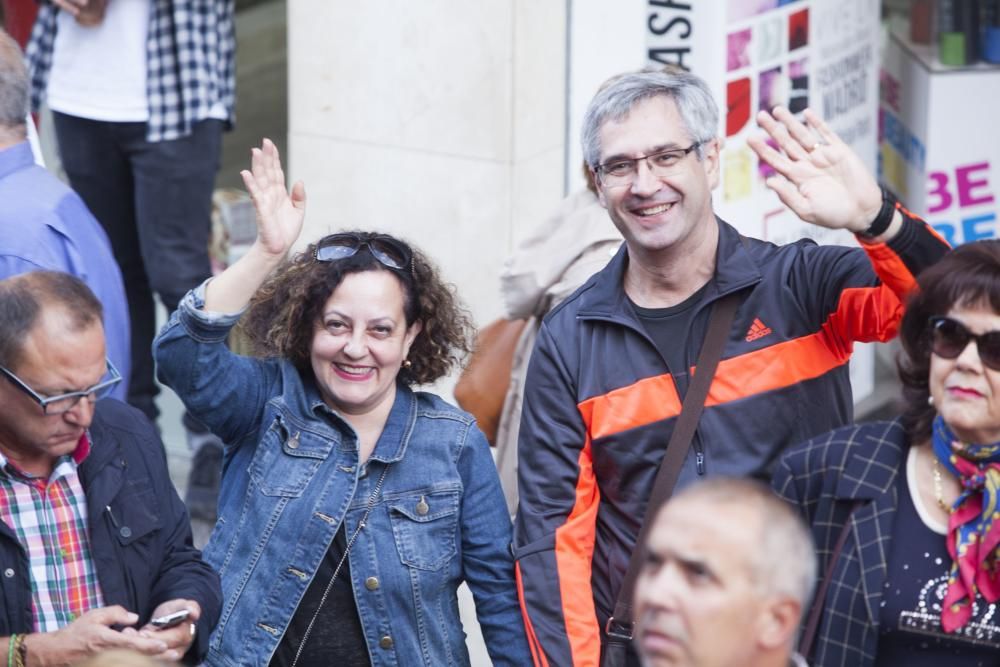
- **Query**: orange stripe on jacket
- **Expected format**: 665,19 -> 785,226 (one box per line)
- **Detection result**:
825,285 -> 903,344
516,563 -> 550,667
860,238 -> 920,297
578,284 -> 901,439
897,203 -> 948,246
705,328 -> 851,406
709,284 -> 902,405
580,373 -> 682,441
553,426 -> 602,666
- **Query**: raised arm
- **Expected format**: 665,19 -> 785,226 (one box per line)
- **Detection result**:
748,106 -> 901,244
203,138 -> 306,313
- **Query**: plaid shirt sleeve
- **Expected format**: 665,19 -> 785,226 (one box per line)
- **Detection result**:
26,0 -> 236,143
24,4 -> 58,115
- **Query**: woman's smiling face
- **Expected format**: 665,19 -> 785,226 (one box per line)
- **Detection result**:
310,270 -> 420,419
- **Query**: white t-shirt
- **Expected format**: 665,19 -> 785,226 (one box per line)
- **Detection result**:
47,0 -> 152,122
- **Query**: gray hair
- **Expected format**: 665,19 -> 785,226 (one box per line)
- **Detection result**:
580,68 -> 719,169
669,477 -> 817,612
0,29 -> 28,130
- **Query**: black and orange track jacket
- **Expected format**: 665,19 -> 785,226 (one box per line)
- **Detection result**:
512,213 -> 949,667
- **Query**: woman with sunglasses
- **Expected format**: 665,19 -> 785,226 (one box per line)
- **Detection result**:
153,140 -> 530,666
773,240 -> 1000,667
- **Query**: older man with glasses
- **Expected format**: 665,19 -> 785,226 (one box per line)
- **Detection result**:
0,271 -> 220,665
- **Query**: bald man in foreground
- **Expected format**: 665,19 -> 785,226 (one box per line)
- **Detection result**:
634,478 -> 815,667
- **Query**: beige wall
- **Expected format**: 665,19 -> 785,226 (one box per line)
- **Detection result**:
287,1 -> 568,329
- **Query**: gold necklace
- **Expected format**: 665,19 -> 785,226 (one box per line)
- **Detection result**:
932,455 -> 953,514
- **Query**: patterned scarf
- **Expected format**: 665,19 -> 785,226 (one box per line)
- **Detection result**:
932,416 -> 1000,632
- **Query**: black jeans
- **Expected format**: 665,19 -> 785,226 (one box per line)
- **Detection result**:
53,113 -> 223,421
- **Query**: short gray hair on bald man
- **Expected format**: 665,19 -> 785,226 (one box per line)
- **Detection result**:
580,67 -> 719,170
0,29 -> 28,131
668,477 -> 817,612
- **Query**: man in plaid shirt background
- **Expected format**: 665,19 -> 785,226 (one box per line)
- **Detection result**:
0,271 -> 220,664
25,0 -> 236,522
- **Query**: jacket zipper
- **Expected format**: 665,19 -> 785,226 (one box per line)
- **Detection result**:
694,443 -> 706,475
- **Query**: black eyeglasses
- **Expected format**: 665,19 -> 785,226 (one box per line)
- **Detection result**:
315,233 -> 413,272
0,359 -> 122,415
928,316 -> 1000,371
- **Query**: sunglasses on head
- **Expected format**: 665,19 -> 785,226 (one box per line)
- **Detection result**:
928,316 -> 1000,370
314,233 -> 413,272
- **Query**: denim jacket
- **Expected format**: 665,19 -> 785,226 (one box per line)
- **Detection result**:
153,285 -> 530,667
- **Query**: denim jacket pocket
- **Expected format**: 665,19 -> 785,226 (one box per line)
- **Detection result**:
248,417 -> 326,497
387,488 -> 460,571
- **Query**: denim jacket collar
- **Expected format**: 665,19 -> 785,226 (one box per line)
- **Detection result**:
296,380 -> 418,465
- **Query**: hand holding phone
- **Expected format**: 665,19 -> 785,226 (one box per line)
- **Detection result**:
150,609 -> 191,629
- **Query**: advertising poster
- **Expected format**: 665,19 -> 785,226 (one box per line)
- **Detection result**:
697,0 -> 881,245
880,31 -> 1000,247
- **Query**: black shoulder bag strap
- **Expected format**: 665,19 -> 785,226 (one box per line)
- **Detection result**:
601,289 -> 742,667
797,499 -> 863,660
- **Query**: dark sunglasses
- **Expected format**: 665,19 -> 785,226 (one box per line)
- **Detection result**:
928,316 -> 1000,370
315,233 -> 413,272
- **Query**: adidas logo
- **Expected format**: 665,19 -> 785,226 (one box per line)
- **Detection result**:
745,317 -> 773,342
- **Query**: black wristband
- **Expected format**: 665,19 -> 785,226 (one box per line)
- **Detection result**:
858,186 -> 898,239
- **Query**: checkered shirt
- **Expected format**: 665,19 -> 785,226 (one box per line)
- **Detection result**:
26,0 -> 236,143
773,419 -> 907,667
0,435 -> 105,632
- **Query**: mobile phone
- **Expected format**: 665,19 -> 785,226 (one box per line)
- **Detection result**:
150,609 -> 191,629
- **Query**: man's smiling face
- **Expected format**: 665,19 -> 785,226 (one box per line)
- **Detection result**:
594,95 -> 719,259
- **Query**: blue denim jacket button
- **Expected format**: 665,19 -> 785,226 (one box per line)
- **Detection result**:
415,496 -> 429,516
379,635 -> 393,649
365,576 -> 379,591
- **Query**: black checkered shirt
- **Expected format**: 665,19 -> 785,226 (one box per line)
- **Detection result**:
26,0 -> 236,143
773,419 -> 908,667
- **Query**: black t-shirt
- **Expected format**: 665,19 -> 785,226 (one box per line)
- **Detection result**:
269,526 -> 370,666
630,281 -> 711,388
876,456 -> 1000,665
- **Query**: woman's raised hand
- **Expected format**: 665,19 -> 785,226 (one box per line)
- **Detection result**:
203,140 -> 306,312
240,138 -> 306,258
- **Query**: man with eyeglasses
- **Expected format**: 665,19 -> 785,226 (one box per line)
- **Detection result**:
513,68 -> 951,666
0,271 -> 220,665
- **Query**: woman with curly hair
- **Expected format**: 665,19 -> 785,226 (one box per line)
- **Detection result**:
153,140 -> 530,666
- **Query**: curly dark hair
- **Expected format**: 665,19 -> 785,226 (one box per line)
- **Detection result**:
239,231 -> 474,386
898,240 -> 1000,443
